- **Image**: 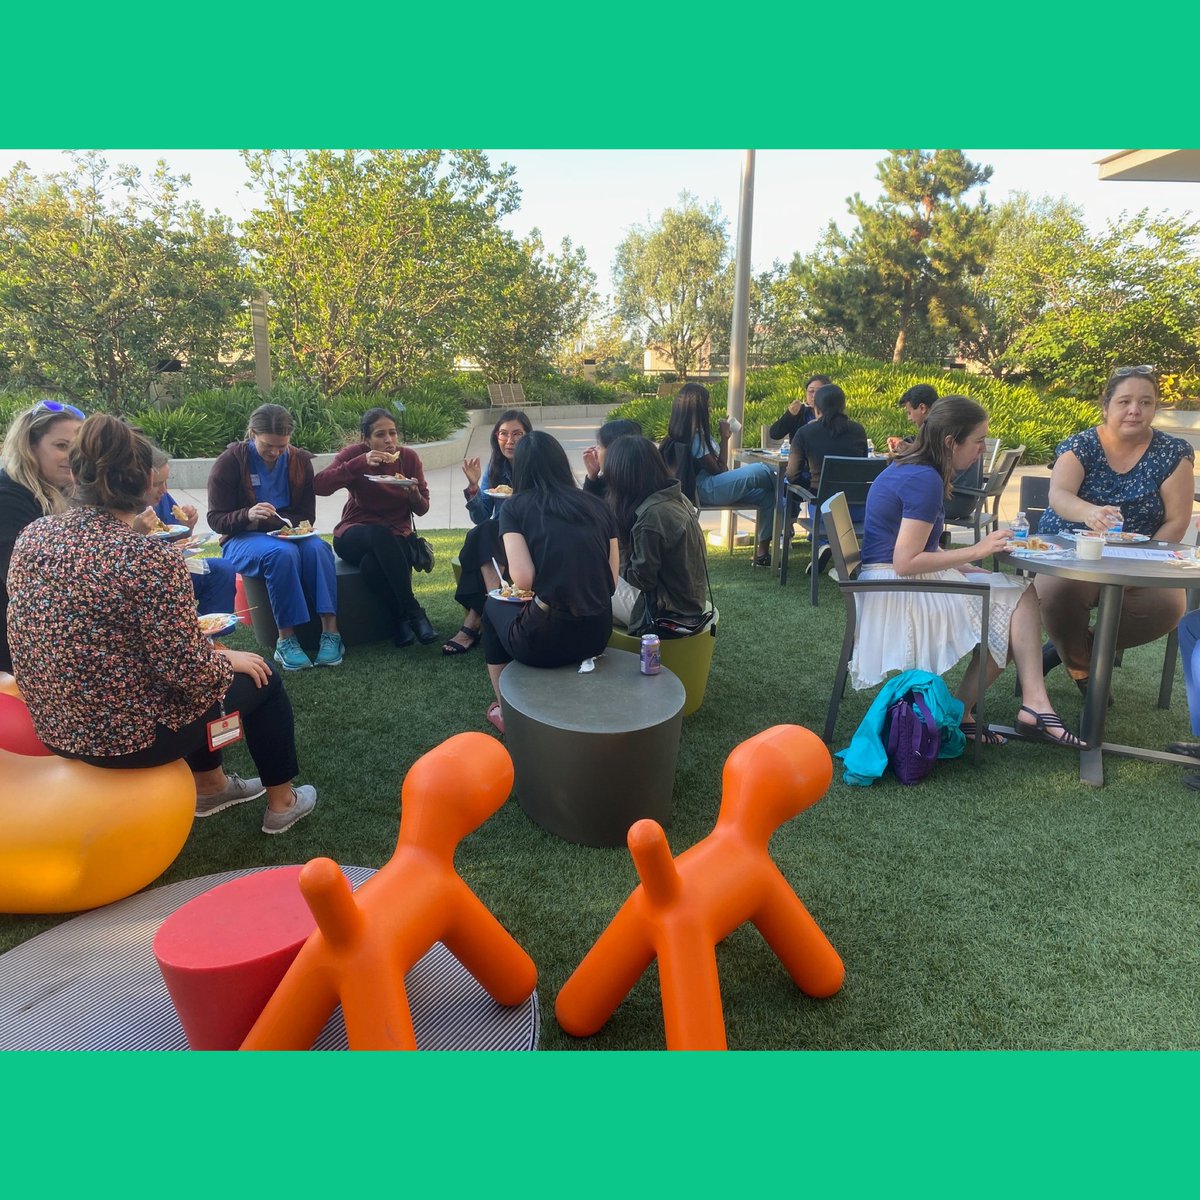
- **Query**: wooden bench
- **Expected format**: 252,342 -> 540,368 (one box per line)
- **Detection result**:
487,382 -> 534,408
241,557 -> 394,653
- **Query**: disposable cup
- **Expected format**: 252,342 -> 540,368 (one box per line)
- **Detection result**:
727,417 -> 742,434
1076,532 -> 1105,560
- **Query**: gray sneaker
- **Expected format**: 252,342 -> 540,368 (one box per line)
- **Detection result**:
261,784 -> 318,835
194,772 -> 266,818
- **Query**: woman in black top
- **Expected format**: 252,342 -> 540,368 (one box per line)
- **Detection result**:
482,431 -> 619,733
786,383 -> 868,492
1,400 -> 85,673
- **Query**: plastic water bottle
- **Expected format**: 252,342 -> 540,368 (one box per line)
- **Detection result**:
1011,511 -> 1029,542
779,438 -> 790,459
1108,511 -> 1124,537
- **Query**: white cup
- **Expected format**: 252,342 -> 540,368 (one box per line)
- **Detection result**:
1076,532 -> 1105,560
727,416 -> 742,434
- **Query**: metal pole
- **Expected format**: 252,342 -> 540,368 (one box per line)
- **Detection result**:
720,150 -> 755,549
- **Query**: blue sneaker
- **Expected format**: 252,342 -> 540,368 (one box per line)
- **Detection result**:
315,631 -> 345,667
273,635 -> 313,671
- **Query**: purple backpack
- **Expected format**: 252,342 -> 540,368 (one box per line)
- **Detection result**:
885,691 -> 940,785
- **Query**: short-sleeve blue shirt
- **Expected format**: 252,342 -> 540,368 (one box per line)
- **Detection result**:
860,463 -> 945,565
1038,427 -> 1193,536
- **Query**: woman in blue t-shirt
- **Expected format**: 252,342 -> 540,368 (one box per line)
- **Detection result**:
855,395 -> 1081,748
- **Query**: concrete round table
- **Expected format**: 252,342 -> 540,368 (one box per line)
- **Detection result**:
1001,534 -> 1200,786
499,647 -> 686,847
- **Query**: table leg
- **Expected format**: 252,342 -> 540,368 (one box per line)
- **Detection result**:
773,462 -> 786,569
1079,581 -> 1124,787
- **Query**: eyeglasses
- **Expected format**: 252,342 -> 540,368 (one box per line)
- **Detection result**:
34,399 -> 86,420
1109,365 -> 1156,380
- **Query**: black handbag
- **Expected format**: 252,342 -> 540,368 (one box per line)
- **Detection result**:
408,521 -> 435,574
632,553 -> 715,640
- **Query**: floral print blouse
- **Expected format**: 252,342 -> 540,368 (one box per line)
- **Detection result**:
7,505 -> 233,756
1038,427 -> 1194,536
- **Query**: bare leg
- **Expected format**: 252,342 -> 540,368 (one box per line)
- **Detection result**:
953,646 -> 1005,723
265,781 -> 297,813
320,614 -> 338,634
278,625 -> 295,640
487,662 -> 505,706
194,767 -> 228,797
1010,585 -> 1075,742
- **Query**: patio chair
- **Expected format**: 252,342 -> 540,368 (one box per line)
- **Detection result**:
1017,473 -> 1051,534
781,455 -> 889,603
487,382 -> 535,408
942,446 -> 1025,561
821,492 -> 992,767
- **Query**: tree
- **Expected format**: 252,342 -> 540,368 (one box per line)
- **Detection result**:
552,306 -> 635,379
0,153 -> 250,410
613,193 -> 733,378
240,149 -> 520,395
465,231 -> 595,381
794,149 -> 993,364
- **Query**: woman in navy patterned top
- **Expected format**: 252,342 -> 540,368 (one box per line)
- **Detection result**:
1036,366 -> 1194,692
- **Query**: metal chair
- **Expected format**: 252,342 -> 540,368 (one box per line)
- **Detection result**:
1017,473 -> 1051,534
782,455 -> 889,603
821,492 -> 992,766
943,446 -> 1026,561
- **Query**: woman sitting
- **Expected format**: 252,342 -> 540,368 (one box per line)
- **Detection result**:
855,395 -> 1081,747
603,435 -> 709,633
207,403 -> 344,672
1,400 -> 84,673
582,418 -> 644,500
482,431 -> 618,733
1035,366 -> 1193,695
659,382 -> 776,566
443,409 -> 531,656
314,407 -> 438,648
7,415 -> 316,834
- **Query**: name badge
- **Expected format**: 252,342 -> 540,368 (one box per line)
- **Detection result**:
250,474 -> 261,486
207,711 -> 243,751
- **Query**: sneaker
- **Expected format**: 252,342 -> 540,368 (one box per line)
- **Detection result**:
274,635 -> 312,671
194,772 -> 265,818
262,784 -> 318,835
315,631 -> 345,667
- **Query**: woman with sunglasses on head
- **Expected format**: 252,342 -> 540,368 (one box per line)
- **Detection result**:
1035,366 -> 1194,697
0,399 -> 85,673
207,403 -> 344,672
7,415 -> 317,834
481,431 -> 618,733
658,383 -> 777,566
443,409 -> 532,656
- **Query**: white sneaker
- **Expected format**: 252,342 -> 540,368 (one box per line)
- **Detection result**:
261,784 -> 318,835
194,772 -> 265,818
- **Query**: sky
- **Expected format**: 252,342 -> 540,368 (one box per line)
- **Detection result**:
1,147 -> 1197,300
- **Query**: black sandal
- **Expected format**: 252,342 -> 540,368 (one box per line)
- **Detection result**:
960,721 -> 1007,746
441,625 -> 481,657
1017,705 -> 1086,748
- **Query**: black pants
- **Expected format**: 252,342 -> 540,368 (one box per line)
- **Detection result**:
483,596 -> 612,667
455,520 -> 504,618
334,523 -> 421,630
53,669 -> 300,787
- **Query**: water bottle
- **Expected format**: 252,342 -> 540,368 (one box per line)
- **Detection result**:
1011,511 -> 1029,542
779,438 -> 790,459
1108,511 -> 1123,537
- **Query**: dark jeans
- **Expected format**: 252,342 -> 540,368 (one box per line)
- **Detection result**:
53,669 -> 300,788
483,596 -> 611,667
334,523 -> 421,628
455,520 -> 504,618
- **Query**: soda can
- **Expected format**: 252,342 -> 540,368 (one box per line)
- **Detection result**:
640,634 -> 661,675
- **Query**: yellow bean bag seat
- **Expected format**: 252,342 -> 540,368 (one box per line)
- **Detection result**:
607,608 -> 719,718
0,748 -> 195,914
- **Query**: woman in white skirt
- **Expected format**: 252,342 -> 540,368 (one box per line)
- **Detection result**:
852,395 -> 1082,748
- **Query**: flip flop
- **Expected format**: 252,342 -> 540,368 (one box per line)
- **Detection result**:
959,721 -> 1007,746
1016,705 -> 1086,748
442,625 -> 481,656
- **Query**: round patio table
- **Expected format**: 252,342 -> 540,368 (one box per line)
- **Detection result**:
999,534 -> 1200,786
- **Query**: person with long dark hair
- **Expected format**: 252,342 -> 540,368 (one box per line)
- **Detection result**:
768,373 -> 828,489
443,409 -> 532,656
314,407 -> 438,647
855,396 -> 1081,748
207,403 -> 344,671
604,436 -> 708,631
8,415 -> 317,834
481,431 -> 618,733
582,417 -> 644,500
658,382 -> 776,566
1,400 -> 84,673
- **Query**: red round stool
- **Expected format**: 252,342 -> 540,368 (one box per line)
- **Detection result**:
0,692 -> 51,756
234,574 -> 253,625
153,866 -> 315,1050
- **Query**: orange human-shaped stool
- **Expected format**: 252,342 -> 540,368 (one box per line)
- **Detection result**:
0,747 -> 195,913
556,724 -> 844,1050
241,731 -> 537,1050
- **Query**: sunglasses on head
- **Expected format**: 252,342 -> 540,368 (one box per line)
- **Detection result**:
1109,365 -> 1156,380
34,399 -> 86,420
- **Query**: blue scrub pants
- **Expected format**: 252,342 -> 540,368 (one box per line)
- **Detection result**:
219,533 -> 337,630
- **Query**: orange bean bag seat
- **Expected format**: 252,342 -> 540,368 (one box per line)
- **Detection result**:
0,748 -> 195,914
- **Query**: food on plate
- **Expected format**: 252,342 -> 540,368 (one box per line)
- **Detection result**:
489,484 -> 513,495
145,513 -> 172,534
498,584 -> 534,600
1009,536 -> 1052,551
276,520 -> 314,538
198,613 -> 234,635
1107,531 -> 1144,543
171,504 -> 189,523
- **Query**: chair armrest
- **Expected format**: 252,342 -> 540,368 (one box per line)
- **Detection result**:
786,483 -> 815,503
836,578 -> 991,598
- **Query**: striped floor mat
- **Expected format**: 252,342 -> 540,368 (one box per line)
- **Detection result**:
0,866 -> 539,1051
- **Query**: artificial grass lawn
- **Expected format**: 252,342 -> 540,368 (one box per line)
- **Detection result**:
4,531 -> 1199,1050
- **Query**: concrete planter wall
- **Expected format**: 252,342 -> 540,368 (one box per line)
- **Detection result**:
166,402 -> 619,489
